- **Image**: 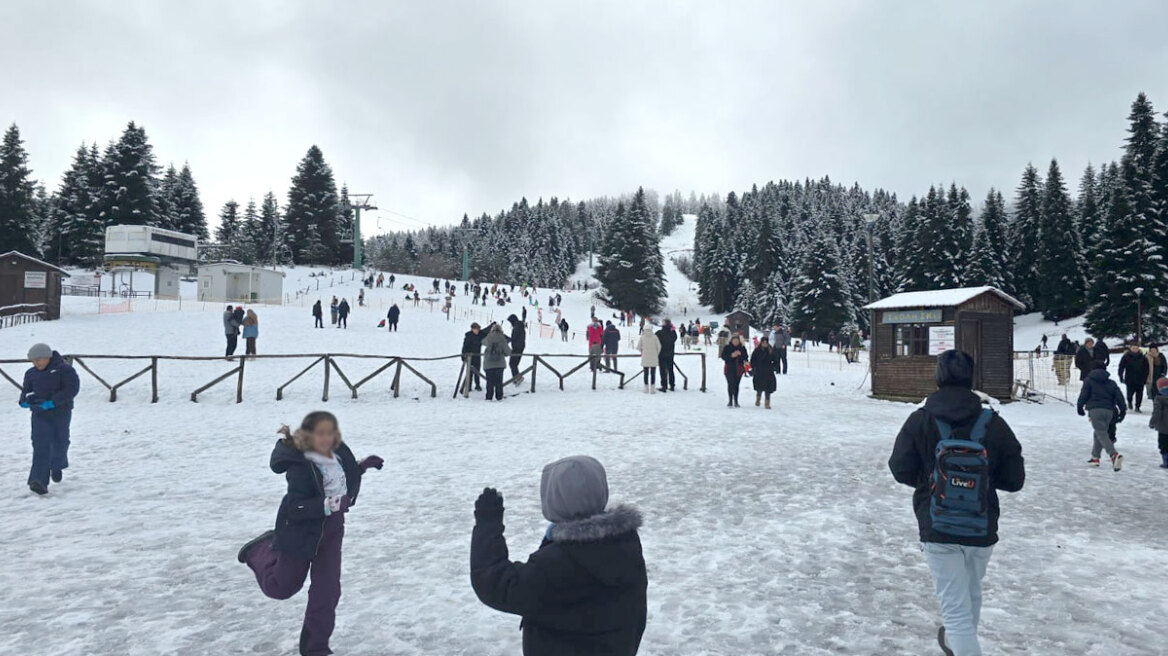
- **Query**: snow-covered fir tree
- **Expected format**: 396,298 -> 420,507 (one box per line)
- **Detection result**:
789,229 -> 855,340
0,124 -> 39,255
1009,164 -> 1043,306
1034,159 -> 1086,319
595,188 -> 667,315
285,145 -> 341,265
966,189 -> 1010,290
93,121 -> 161,228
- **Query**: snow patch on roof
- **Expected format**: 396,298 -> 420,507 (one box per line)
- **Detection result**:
862,286 -> 1024,311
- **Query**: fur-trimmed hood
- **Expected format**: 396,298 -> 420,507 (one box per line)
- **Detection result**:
548,505 -> 642,544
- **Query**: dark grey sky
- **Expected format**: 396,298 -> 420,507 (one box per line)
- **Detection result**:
5,1 -> 1168,234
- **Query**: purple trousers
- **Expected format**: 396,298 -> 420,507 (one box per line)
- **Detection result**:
246,513 -> 345,656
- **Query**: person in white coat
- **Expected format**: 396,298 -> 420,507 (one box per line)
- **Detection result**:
639,329 -> 662,394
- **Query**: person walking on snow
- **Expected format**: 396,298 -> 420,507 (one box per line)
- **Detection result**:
1147,346 -> 1167,401
721,334 -> 748,407
773,324 -> 790,374
336,299 -> 350,329
1118,343 -> 1149,412
482,323 -> 512,401
507,314 -> 526,384
242,309 -> 259,359
750,336 -> 778,409
312,300 -> 323,329
470,456 -> 647,656
330,297 -> 339,325
462,323 -> 484,392
1148,378 -> 1168,469
386,304 -> 400,332
639,326 -> 661,394
888,350 -> 1025,656
603,321 -> 622,373
1077,363 -> 1126,470
1074,338 -> 1096,382
656,320 -> 678,393
237,411 -> 383,656
223,304 -> 242,358
559,317 -> 569,342
586,318 -> 604,372
19,343 -> 80,495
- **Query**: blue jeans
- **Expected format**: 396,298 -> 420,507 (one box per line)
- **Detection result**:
924,542 -> 993,656
29,410 -> 71,487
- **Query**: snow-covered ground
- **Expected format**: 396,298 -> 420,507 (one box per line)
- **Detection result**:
1,245 -> 1165,655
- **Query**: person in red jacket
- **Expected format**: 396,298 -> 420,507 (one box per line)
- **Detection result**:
586,318 -> 604,372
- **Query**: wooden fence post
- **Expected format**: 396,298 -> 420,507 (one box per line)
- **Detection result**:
392,360 -> 403,398
236,356 -> 245,403
322,355 -> 331,402
700,352 -> 707,392
151,357 -> 159,403
530,356 -> 537,393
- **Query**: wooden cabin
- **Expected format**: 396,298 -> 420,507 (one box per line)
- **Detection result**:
724,310 -> 752,339
0,251 -> 70,323
863,286 -> 1024,401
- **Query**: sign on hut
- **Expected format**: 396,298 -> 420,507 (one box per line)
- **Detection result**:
862,286 -> 1024,401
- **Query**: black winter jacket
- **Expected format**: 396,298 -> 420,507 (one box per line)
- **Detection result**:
270,439 -> 363,560
888,386 -> 1025,547
1093,340 -> 1111,366
603,326 -> 621,354
387,305 -> 400,321
1074,346 -> 1095,381
20,352 -> 81,414
1076,369 -> 1126,416
462,330 -> 484,355
750,347 -> 777,393
1151,392 -> 1168,433
1118,351 -> 1150,386
508,317 -> 527,353
338,301 -> 350,318
1150,352 -> 1168,385
656,327 -> 677,357
471,506 -> 648,656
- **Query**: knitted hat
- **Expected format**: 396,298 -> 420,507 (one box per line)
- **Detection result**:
27,343 -> 52,360
935,350 -> 975,388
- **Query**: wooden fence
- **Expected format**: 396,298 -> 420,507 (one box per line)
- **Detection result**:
0,303 -> 47,329
0,351 -> 706,404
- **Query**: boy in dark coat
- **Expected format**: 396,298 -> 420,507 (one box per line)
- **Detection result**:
656,320 -> 678,392
19,343 -> 81,495
603,321 -> 622,372
1117,343 -> 1150,412
889,350 -> 1025,656
1077,364 -> 1126,470
471,456 -> 647,656
507,314 -> 526,383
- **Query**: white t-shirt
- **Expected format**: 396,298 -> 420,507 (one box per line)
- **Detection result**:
304,450 -> 348,498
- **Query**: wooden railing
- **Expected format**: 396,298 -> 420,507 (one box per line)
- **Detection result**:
0,351 -> 706,403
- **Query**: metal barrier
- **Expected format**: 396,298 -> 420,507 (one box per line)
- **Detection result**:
1012,351 -> 1079,403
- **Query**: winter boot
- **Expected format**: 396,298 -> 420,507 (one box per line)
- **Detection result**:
1161,453 -> 1168,469
755,393 -> 761,407
1086,458 -> 1100,467
51,469 -> 63,483
28,482 -> 48,496
237,530 -> 275,564
1112,453 -> 1124,472
650,385 -> 656,394
937,627 -> 954,656
643,384 -> 650,394
765,397 -> 771,410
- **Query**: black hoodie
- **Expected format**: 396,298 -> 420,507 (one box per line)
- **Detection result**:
269,439 -> 362,559
888,386 -> 1025,547
471,506 -> 648,656
507,315 -> 526,353
1076,368 -> 1126,415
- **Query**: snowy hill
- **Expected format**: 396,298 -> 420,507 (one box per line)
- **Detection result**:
0,244 -> 1163,655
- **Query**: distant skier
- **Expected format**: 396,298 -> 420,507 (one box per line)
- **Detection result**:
1118,343 -> 1149,412
750,336 -> 777,409
312,300 -> 324,329
223,304 -> 242,358
482,323 -> 512,401
237,411 -> 383,656
888,350 -> 1025,656
470,456 -> 647,655
507,314 -> 526,384
19,343 -> 80,495
386,304 -> 400,332
720,334 -> 748,408
656,320 -> 678,393
603,321 -> 622,373
336,298 -> 350,329
1077,363 -> 1126,470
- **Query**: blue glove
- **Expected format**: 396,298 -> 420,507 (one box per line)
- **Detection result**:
39,400 -> 54,410
19,401 -> 29,409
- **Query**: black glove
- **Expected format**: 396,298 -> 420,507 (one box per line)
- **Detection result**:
1116,412 -> 1126,424
475,487 -> 504,523
1077,408 -> 1085,417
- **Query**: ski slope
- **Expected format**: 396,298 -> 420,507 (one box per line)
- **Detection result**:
0,255 -> 1164,655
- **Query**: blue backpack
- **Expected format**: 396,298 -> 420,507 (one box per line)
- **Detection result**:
930,408 -> 995,538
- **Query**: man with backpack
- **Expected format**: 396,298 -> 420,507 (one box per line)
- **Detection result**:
889,350 -> 1025,656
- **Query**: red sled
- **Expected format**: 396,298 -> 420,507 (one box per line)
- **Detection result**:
377,319 -> 386,328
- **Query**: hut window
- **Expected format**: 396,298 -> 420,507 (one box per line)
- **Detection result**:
895,324 -> 929,357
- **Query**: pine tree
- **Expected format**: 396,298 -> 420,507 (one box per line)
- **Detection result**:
255,191 -> 282,265
285,145 -> 341,265
216,200 -> 241,257
790,229 -> 854,341
595,188 -> 667,315
239,199 -> 261,264
1155,110 -> 1168,227
171,164 -> 208,240
1010,164 -> 1043,305
0,124 -> 38,255
1034,159 -> 1085,319
93,121 -> 161,227
965,189 -> 1010,291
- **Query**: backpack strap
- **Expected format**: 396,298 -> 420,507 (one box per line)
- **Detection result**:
933,416 -> 953,440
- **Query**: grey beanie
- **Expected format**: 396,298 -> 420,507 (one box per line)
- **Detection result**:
540,455 -> 609,523
27,343 -> 52,360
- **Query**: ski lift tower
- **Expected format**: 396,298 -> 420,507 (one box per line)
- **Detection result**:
347,194 -> 377,269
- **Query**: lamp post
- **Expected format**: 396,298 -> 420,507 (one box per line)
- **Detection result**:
1134,286 -> 1145,345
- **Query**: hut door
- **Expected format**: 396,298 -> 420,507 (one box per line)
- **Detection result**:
958,318 -> 982,390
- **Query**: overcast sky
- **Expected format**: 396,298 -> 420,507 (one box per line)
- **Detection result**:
5,0 -> 1168,235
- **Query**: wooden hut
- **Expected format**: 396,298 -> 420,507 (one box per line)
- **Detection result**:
724,310 -> 753,339
0,251 -> 70,324
863,286 -> 1024,401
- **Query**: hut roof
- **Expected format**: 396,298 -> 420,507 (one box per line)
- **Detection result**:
862,286 -> 1023,311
